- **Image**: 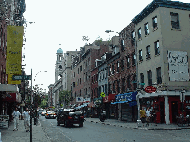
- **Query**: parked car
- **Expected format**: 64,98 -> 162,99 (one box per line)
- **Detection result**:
57,109 -> 84,127
45,111 -> 57,119
41,110 -> 47,116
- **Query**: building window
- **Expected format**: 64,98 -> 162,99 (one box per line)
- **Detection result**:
127,76 -> 131,89
113,81 -> 116,93
122,78 -> 125,93
132,53 -> 136,65
133,74 -> 137,90
140,73 -> 144,89
121,59 -> 124,70
127,56 -> 130,68
73,82 -> 75,87
80,65 -> 82,72
112,64 -> 115,74
78,68 -> 79,74
156,67 -> 162,84
108,83 -> 111,94
139,50 -> 143,61
146,45 -> 151,59
131,31 -> 135,46
144,23 -> 149,35
74,72 -> 75,77
152,16 -> 157,29
108,66 -> 111,76
105,68 -> 107,79
117,80 -> 120,93
147,70 -> 152,86
170,12 -> 179,29
138,28 -> 141,39
80,78 -> 81,84
154,40 -> 160,55
121,39 -> 124,51
117,61 -> 119,72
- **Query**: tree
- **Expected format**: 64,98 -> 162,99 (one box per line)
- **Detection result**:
95,36 -> 103,46
59,90 -> 72,107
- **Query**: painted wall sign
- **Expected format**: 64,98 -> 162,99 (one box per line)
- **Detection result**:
168,51 -> 189,81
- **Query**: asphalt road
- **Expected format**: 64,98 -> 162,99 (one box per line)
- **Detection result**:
39,115 -> 190,142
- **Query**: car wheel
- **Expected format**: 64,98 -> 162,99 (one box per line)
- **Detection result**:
79,122 -> 83,127
65,121 -> 68,128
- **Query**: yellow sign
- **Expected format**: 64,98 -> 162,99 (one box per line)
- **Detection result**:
100,92 -> 105,97
8,74 -> 21,84
6,26 -> 24,75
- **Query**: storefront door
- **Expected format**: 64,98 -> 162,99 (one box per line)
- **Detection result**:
171,101 -> 178,123
160,101 -> 165,123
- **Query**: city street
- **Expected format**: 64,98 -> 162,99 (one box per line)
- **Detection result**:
40,115 -> 190,142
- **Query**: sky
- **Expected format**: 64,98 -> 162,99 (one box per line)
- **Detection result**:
22,0 -> 189,93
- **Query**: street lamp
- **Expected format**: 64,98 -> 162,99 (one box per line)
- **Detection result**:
33,71 -> 47,125
181,90 -> 186,121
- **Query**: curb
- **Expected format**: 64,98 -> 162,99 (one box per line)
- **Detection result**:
87,120 -> 190,130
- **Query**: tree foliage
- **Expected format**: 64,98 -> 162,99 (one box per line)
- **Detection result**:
59,90 -> 73,106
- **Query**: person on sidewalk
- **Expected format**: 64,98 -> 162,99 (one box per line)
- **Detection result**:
146,108 -> 151,126
140,108 -> 146,126
22,108 -> 30,132
12,107 -> 21,131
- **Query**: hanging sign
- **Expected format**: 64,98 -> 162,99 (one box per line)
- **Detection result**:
144,86 -> 156,93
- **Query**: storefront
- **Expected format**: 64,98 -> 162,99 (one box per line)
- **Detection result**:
113,92 -> 138,122
103,94 -> 116,119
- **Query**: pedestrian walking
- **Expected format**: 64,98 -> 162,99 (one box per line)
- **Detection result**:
140,108 -> 146,124
146,108 -> 151,126
12,108 -> 21,131
22,108 -> 30,132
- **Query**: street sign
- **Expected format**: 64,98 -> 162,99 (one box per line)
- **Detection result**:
144,86 -> 156,93
12,75 -> 31,80
139,83 -> 145,85
100,92 -> 105,97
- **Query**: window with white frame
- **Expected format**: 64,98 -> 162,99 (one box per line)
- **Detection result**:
146,45 -> 151,59
170,12 -> 180,29
138,28 -> 141,39
139,50 -> 143,61
144,23 -> 149,35
154,40 -> 160,55
152,16 -> 157,29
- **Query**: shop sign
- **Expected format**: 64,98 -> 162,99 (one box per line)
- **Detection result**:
145,86 -> 156,93
76,97 -> 83,102
103,96 -> 109,103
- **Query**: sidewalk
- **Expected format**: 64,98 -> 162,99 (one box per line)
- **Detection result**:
0,119 -> 51,142
85,117 -> 190,130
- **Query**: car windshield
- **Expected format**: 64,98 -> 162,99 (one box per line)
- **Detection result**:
69,111 -> 82,116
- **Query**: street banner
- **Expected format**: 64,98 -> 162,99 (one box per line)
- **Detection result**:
6,26 -> 24,83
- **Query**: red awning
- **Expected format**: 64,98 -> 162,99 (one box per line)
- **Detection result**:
2,93 -> 16,102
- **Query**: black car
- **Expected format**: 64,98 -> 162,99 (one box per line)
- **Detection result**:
57,109 -> 84,127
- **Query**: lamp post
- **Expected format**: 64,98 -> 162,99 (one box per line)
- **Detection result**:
33,71 -> 47,125
181,89 -> 186,124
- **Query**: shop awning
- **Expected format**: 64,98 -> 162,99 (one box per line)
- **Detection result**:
0,84 -> 19,92
2,93 -> 21,102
